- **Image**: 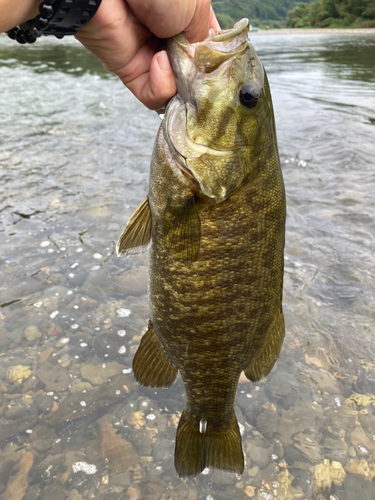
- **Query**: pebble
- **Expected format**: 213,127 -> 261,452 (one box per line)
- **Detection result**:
58,353 -> 71,368
39,347 -> 54,364
247,444 -> 273,469
4,406 -> 28,420
244,485 -> 255,498
248,465 -> 260,477
31,438 -> 53,453
69,381 -> 93,394
6,365 -> 32,385
24,325 -> 42,342
116,308 -> 131,318
351,426 -> 375,455
56,337 -> 70,348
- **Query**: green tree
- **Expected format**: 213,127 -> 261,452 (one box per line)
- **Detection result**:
287,0 -> 375,27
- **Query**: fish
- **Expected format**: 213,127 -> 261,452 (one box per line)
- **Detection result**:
117,18 -> 286,478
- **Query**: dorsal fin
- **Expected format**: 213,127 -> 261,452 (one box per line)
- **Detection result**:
116,196 -> 152,257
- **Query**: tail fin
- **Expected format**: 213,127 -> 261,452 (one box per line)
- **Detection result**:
174,410 -> 244,478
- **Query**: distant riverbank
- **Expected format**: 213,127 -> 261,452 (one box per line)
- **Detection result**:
251,27 -> 375,35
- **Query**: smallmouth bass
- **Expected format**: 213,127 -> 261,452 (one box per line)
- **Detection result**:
117,18 -> 286,478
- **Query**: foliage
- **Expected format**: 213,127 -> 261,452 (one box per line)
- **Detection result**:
286,0 -> 375,28
212,0 -> 375,28
212,0 -> 315,28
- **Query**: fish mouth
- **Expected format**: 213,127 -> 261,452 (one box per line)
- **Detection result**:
170,18 -> 249,75
164,18 -> 256,203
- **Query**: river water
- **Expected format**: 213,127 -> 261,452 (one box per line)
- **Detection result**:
0,32 -> 375,500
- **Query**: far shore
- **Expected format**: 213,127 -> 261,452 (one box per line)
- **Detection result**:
250,27 -> 375,35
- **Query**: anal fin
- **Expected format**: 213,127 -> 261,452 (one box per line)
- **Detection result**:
244,310 -> 285,382
117,196 -> 151,257
132,320 -> 178,388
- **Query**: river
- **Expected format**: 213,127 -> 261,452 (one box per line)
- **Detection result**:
0,32 -> 375,500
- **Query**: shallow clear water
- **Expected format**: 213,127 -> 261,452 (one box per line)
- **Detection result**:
0,32 -> 375,500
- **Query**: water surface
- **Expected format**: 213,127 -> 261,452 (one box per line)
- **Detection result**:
0,32 -> 375,500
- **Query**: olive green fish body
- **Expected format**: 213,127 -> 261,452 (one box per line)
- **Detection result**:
117,18 -> 286,478
149,125 -> 284,408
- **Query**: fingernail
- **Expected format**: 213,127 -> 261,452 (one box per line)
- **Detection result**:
157,51 -> 172,73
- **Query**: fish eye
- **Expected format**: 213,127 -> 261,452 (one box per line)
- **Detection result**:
239,84 -> 261,108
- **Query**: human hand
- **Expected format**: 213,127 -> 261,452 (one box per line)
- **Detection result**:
75,0 -> 220,111
0,0 -> 39,32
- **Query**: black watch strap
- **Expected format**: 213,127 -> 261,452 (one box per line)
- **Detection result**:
7,0 -> 102,44
43,0 -> 102,37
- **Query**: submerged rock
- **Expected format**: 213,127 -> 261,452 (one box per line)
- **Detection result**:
313,459 -> 346,490
41,481 -> 66,500
24,325 -> 42,342
321,436 -> 348,465
345,458 -> 375,479
277,402 -> 324,445
0,415 -> 39,442
350,425 -> 375,456
2,451 -> 33,500
0,452 -> 20,485
293,432 -> 322,462
92,332 -> 129,362
266,367 -> 312,410
86,421 -> 138,473
36,362 -> 70,392
80,362 -> 124,386
29,453 -> 65,483
45,374 -> 132,426
246,443 -> 273,470
344,474 -> 375,500
4,405 -> 28,420
6,365 -> 32,385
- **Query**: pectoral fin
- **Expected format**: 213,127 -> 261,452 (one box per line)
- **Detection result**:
166,196 -> 201,262
244,310 -> 285,382
133,320 -> 178,388
116,196 -> 151,256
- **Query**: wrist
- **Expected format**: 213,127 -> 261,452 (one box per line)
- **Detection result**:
5,0 -> 102,44
0,0 -> 40,32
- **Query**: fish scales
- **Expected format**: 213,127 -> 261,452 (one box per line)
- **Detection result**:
117,18 -> 286,477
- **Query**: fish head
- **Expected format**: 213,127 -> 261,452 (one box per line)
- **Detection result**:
165,18 -> 275,203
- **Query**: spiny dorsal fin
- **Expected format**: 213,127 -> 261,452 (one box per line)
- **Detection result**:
116,196 -> 152,257
166,196 -> 201,262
